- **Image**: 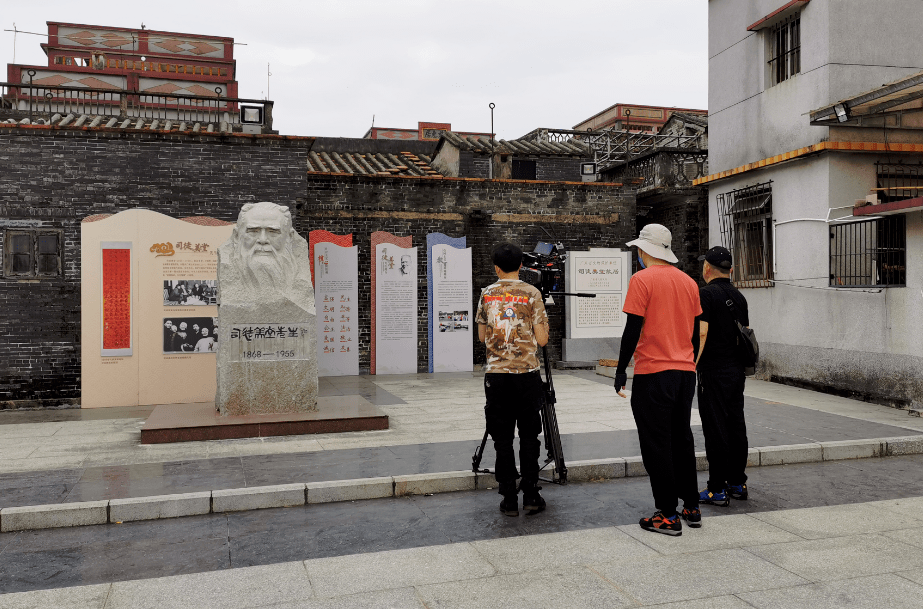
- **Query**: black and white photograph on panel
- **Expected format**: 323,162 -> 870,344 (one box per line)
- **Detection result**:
163,280 -> 218,306
163,317 -> 218,354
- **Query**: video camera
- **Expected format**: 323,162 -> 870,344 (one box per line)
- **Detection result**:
520,242 -> 566,303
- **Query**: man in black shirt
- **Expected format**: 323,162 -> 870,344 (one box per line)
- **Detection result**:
695,246 -> 750,507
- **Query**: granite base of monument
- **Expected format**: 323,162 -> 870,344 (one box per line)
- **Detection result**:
140,395 -> 387,444
562,337 -> 622,363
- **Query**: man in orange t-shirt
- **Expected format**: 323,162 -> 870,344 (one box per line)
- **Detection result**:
614,224 -> 703,536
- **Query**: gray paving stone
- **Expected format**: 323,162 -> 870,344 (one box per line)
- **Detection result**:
617,514 -> 801,555
105,562 -> 313,608
306,477 -> 393,504
750,503 -> 923,540
737,573 -> 923,608
415,565 -> 634,608
109,491 -> 211,523
475,473 -> 498,490
886,436 -> 923,456
212,483 -> 305,513
747,447 -> 760,467
303,543 -> 496,598
896,566 -> 923,586
0,500 -> 108,532
393,471 -> 475,496
471,527 -> 657,575
624,456 -> 647,477
272,587 -> 424,609
820,439 -> 883,461
591,548 -> 807,605
565,458 -> 625,481
0,583 -> 111,608
871,496 -> 923,521
759,443 -> 823,466
745,533 -> 923,581
636,596 -> 755,609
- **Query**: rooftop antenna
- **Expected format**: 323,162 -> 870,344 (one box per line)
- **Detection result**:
11,23 -> 15,64
141,23 -> 146,30
267,63 -> 271,99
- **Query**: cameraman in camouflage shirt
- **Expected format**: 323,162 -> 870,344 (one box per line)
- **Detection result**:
475,243 -> 550,517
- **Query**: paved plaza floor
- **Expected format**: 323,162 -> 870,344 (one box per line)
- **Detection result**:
2,371 -> 923,607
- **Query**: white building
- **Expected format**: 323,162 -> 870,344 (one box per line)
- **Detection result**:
701,0 -> 923,406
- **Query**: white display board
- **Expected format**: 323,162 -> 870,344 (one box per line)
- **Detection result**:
374,243 -> 418,374
315,244 -> 359,376
564,248 -> 631,339
431,245 -> 473,373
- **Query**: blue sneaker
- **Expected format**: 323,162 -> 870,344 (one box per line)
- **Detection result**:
728,483 -> 748,500
699,488 -> 729,507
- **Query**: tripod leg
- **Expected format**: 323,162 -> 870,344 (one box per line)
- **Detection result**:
472,428 -> 490,472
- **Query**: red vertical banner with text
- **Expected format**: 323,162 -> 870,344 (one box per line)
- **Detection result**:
101,242 -> 133,356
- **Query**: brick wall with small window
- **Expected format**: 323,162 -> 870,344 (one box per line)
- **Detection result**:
3,230 -> 63,278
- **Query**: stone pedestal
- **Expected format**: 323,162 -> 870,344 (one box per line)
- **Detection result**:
216,300 -> 317,415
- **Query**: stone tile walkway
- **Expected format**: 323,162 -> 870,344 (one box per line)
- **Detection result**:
3,491 -> 923,607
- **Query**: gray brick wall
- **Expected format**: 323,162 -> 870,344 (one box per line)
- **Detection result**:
0,126 -> 637,406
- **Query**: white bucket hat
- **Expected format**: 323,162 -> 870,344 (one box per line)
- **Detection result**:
626,224 -> 678,264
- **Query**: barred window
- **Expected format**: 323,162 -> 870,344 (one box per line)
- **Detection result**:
3,230 -> 63,279
768,15 -> 800,86
716,182 -> 774,286
830,216 -> 906,287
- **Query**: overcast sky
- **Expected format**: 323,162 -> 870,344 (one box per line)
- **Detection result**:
3,1 -> 708,139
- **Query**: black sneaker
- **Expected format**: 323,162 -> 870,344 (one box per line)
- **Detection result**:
681,507 -> 702,528
728,483 -> 748,500
499,495 -> 519,517
521,483 -> 546,515
639,511 -> 682,536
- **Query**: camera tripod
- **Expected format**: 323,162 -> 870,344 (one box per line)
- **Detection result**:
471,344 -> 568,485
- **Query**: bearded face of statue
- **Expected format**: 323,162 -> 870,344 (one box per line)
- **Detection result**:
233,203 -> 297,296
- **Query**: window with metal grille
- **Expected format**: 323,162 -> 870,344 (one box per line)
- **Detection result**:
716,182 -> 774,286
875,161 -> 923,204
3,230 -> 63,279
512,159 -> 537,180
768,15 -> 801,86
830,215 -> 906,287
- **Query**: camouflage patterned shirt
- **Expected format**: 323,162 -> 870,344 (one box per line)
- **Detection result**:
475,279 -> 549,373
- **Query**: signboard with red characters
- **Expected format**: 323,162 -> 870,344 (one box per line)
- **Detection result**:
101,242 -> 133,356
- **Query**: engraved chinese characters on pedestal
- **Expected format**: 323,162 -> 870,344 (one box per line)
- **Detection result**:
216,202 -> 318,415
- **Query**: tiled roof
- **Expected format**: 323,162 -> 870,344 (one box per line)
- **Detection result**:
668,112 -> 708,128
306,150 -> 441,177
440,131 -> 590,157
2,113 -> 235,133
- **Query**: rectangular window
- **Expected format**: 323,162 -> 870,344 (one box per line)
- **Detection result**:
512,159 -> 537,180
716,182 -> 774,286
768,14 -> 800,86
830,215 -> 906,287
3,230 -> 63,278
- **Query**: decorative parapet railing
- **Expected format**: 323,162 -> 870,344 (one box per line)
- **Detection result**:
517,127 -> 704,171
0,78 -> 273,132
604,148 -> 709,192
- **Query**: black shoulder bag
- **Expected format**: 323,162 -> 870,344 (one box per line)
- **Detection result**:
715,282 -> 759,376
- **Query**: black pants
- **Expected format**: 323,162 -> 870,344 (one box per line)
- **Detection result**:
698,366 -> 748,492
630,370 -> 699,516
484,371 -> 543,494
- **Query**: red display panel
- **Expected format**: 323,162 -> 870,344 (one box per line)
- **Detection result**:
102,248 -> 132,351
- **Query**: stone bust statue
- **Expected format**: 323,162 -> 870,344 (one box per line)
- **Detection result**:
218,202 -> 315,311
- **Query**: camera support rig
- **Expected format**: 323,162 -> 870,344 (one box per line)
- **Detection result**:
472,242 -> 596,486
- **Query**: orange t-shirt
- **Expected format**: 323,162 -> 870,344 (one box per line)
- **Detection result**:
622,265 -> 702,375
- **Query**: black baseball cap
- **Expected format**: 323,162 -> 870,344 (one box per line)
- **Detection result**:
698,246 -> 733,270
